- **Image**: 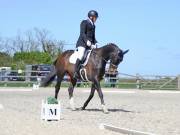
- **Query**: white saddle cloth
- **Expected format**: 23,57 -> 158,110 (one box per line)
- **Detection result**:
69,50 -> 92,66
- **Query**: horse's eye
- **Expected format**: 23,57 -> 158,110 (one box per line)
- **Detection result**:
118,52 -> 121,57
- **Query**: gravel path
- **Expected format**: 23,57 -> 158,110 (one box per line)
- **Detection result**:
0,87 -> 180,135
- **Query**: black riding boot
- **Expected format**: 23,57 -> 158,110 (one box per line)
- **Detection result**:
73,59 -> 81,79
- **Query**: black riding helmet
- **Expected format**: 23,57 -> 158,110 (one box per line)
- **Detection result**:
88,10 -> 98,18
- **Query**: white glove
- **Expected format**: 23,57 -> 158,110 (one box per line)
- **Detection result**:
87,40 -> 91,47
91,44 -> 96,49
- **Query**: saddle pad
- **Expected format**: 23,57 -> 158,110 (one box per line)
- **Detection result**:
69,50 -> 92,66
69,50 -> 78,64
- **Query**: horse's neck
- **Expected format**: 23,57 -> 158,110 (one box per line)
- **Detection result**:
95,46 -> 112,72
98,45 -> 113,61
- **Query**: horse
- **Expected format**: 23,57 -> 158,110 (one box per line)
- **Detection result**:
41,43 -> 129,113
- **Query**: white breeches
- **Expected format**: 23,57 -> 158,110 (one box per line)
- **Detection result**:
77,46 -> 85,60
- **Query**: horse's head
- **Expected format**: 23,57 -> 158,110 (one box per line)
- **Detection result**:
108,43 -> 129,68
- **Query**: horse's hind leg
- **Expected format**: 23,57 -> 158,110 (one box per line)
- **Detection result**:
55,74 -> 64,99
68,79 -> 76,111
81,83 -> 96,110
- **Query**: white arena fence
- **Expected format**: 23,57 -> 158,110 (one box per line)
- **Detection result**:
0,70 -> 180,90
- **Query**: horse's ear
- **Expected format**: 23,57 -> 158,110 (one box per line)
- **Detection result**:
123,49 -> 129,55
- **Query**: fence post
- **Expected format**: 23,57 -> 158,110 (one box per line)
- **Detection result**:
136,74 -> 141,89
178,75 -> 180,90
136,79 -> 141,89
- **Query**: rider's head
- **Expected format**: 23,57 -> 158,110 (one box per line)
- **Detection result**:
88,10 -> 98,23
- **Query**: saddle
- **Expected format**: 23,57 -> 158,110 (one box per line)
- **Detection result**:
81,49 -> 91,64
69,49 -> 92,82
69,49 -> 93,81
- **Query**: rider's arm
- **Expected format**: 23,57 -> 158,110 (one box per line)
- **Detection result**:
94,26 -> 98,44
80,20 -> 88,43
94,37 -> 98,44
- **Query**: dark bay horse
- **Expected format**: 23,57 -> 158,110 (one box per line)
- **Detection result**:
41,43 -> 129,113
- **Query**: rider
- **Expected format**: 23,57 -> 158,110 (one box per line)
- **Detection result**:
73,10 -> 99,79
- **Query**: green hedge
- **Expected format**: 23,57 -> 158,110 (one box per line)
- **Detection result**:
13,51 -> 52,65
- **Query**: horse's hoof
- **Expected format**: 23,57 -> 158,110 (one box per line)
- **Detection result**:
102,105 -> 109,114
71,108 -> 76,111
80,107 -> 85,110
103,110 -> 109,114
70,106 -> 76,111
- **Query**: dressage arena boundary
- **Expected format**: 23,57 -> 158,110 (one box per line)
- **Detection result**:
1,88 -> 180,94
0,88 -> 33,92
0,104 -> 3,109
82,90 -> 136,94
99,123 -> 155,135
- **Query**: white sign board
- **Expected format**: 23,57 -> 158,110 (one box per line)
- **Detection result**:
41,100 -> 61,121
33,84 -> 39,90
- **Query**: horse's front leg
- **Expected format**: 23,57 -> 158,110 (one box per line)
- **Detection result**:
94,79 -> 109,114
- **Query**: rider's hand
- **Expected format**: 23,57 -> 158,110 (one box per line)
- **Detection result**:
87,40 -> 91,47
95,43 -> 100,47
91,44 -> 96,49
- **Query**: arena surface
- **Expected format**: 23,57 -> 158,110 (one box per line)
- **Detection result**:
0,87 -> 180,135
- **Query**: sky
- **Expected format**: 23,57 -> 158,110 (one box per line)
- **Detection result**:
0,0 -> 179,75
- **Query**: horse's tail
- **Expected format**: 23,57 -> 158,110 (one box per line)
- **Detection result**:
40,60 -> 57,87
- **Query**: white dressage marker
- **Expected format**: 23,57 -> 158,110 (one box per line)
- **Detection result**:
99,123 -> 156,135
83,90 -> 136,94
41,100 -> 61,121
0,88 -> 32,92
148,90 -> 180,94
0,104 -> 4,110
103,90 -> 136,94
32,84 -> 40,90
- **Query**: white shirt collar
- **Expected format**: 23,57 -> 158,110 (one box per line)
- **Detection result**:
88,18 -> 94,25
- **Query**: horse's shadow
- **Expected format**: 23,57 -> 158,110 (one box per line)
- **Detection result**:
75,108 -> 135,113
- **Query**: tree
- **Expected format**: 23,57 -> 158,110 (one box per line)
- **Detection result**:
25,30 -> 39,52
0,52 -> 12,67
0,28 -> 65,69
0,37 -> 12,54
13,51 -> 52,65
34,28 -> 64,58
1,28 -> 64,57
